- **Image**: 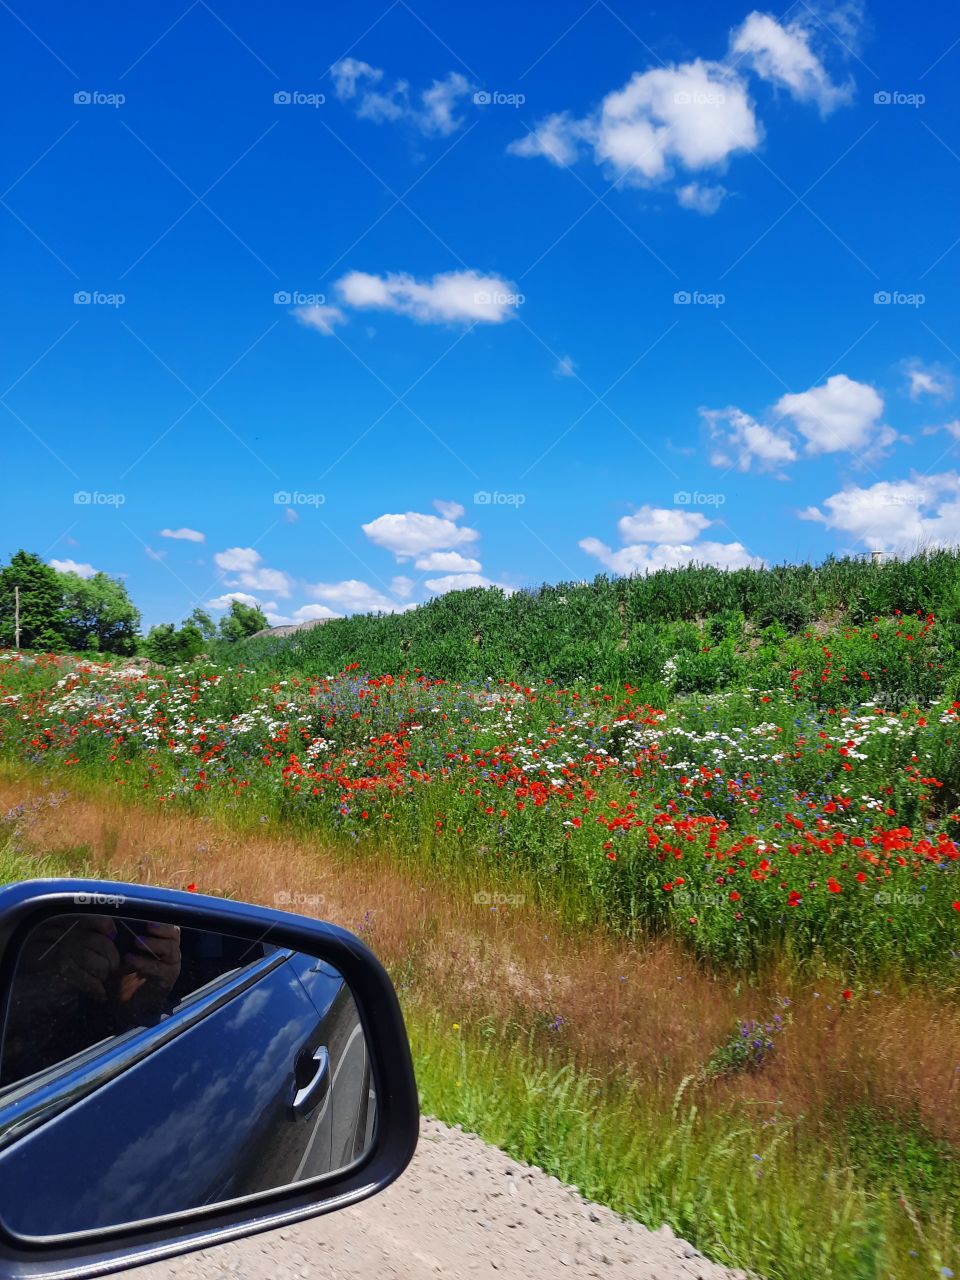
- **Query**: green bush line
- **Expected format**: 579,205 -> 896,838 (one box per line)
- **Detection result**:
223,550 -> 960,689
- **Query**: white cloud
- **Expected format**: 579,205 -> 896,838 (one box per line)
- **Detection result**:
294,304 -> 347,335
774,374 -> 886,455
904,360 -> 954,401
284,507 -> 299,524
702,406 -> 798,472
433,498 -> 465,520
424,572 -> 501,593
676,181 -> 727,214
160,527 -> 204,543
331,57 -> 383,101
580,537 -> 762,574
390,575 -> 415,599
293,603 -> 342,622
554,354 -> 577,378
305,579 -> 404,614
214,547 -> 292,598
208,591 -> 262,610
331,59 -> 473,136
512,61 -> 760,188
214,547 -> 261,573
145,546 -> 166,562
924,419 -> 960,441
336,269 -> 519,325
236,567 -> 293,597
508,113 -> 594,167
617,505 -> 711,544
420,72 -> 473,135
414,550 -> 483,572
800,472 -> 960,551
581,503 -> 763,576
362,511 -> 479,560
730,11 -> 853,116
600,62 -> 759,181
510,10 -> 855,198
50,558 -> 96,578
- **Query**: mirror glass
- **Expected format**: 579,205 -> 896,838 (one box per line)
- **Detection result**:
0,909 -> 376,1239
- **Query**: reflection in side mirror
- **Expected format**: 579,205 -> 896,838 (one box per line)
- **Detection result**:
0,911 -> 376,1239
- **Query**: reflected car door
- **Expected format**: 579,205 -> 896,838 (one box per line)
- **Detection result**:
0,952 -> 339,1239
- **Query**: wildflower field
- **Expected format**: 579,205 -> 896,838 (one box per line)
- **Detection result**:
2,610 -> 958,975
3,565 -> 960,1280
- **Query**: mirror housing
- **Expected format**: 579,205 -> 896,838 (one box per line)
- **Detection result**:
0,879 -> 418,1278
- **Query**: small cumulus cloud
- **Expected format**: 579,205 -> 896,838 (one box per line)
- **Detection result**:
294,304 -> 347,335
335,269 -> 520,325
362,510 -> 479,561
331,58 -> 474,136
414,550 -> 483,572
50,558 -> 97,578
160,527 -> 205,543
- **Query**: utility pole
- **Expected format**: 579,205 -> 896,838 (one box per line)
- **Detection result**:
14,586 -> 20,649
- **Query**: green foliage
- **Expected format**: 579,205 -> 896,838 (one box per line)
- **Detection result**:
218,599 -> 268,643
0,551 -> 138,655
227,551 -> 960,697
841,1106 -> 960,1220
0,551 -> 68,650
187,608 -> 216,642
59,571 -> 139,655
706,1015 -> 783,1078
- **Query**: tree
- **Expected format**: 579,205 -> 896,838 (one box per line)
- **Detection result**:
176,622 -> 205,660
0,551 -> 68,650
187,608 -> 216,642
61,572 -> 140,655
142,623 -> 181,664
218,599 -> 268,642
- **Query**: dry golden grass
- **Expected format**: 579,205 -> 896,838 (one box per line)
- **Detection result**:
4,771 -> 959,1142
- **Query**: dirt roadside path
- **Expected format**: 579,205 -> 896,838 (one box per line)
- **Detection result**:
131,1117 -> 750,1280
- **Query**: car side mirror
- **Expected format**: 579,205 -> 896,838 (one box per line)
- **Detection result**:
0,879 -> 419,1277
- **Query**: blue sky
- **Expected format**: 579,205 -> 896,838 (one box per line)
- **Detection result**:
3,0 -> 959,628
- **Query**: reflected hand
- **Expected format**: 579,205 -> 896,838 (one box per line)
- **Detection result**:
117,921 -> 182,1005
19,915 -> 121,1003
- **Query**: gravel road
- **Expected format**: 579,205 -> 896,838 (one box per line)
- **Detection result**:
131,1117 -> 750,1280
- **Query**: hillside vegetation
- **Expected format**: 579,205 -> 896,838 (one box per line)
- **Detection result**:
227,551 -> 960,699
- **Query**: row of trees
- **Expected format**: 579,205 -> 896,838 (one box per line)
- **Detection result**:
0,550 -> 268,658
141,599 -> 267,662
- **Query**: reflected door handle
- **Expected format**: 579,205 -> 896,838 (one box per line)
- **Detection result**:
291,1045 -> 330,1119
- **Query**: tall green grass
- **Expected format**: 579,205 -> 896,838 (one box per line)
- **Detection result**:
412,1012 -> 958,1280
